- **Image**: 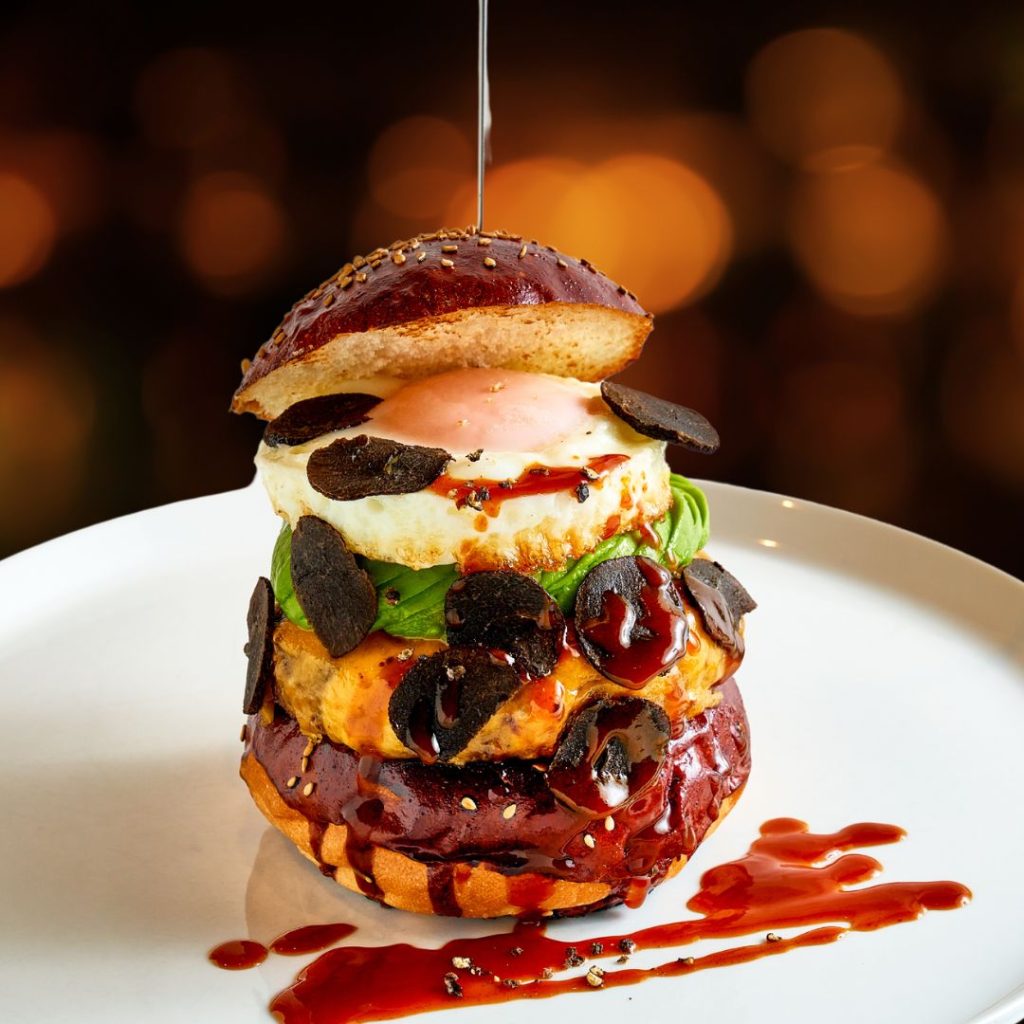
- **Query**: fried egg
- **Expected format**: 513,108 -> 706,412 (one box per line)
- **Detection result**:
255,368 -> 671,571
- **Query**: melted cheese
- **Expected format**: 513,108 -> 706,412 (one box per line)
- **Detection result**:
270,616 -> 737,764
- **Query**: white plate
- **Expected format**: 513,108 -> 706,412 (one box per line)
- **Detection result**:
1,480 -> 1022,1024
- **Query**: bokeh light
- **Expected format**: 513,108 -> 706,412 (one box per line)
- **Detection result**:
787,162 -> 947,316
552,155 -> 732,313
747,29 -> 905,169
177,172 -> 289,293
444,157 -> 584,243
1012,273 -> 1024,358
0,7 -> 1019,578
0,131 -> 105,235
983,177 -> 1024,287
649,114 -> 778,255
0,318 -> 95,543
368,116 -> 472,220
0,173 -> 56,287
446,154 -> 732,314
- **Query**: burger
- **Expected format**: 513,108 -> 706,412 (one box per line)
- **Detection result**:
233,227 -> 756,919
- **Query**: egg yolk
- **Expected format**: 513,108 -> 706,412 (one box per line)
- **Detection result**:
364,368 -> 594,452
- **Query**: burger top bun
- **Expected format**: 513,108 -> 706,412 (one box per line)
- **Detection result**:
231,227 -> 652,419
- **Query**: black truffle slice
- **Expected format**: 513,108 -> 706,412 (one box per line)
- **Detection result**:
574,555 -> 689,689
306,435 -> 452,501
389,648 -> 522,763
263,392 -> 381,447
243,576 -> 276,714
682,558 -> 757,655
601,380 -> 720,454
445,571 -> 564,677
546,697 -> 670,817
290,516 -> 376,658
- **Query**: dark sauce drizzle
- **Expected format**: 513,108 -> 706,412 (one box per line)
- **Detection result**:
271,923 -> 358,956
430,454 -> 629,515
401,661 -> 480,765
248,682 -> 751,910
578,559 -> 688,689
211,818 -> 970,1024
207,939 -> 267,971
546,697 -> 668,818
403,697 -> 442,763
208,923 -> 356,970
426,862 -> 467,918
341,756 -> 386,900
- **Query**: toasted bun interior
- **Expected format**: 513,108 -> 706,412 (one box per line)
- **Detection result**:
232,230 -> 652,419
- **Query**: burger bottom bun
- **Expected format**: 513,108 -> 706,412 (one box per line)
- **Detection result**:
242,754 -> 745,919
240,680 -> 751,919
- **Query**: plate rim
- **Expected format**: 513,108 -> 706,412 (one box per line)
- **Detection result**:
3,475 -> 1021,586
706,480 -> 1021,588
1,478 -> 1022,1023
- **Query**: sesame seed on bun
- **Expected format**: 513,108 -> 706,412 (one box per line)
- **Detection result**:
232,228 -> 652,420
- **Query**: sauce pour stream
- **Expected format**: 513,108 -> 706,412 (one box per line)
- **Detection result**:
476,0 -> 490,231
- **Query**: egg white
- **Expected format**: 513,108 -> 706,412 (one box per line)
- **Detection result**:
255,376 -> 671,571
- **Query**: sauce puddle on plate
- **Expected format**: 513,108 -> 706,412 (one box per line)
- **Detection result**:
211,818 -> 970,1023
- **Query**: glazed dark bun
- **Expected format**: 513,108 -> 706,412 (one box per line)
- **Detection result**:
240,680 -> 750,919
232,228 -> 652,419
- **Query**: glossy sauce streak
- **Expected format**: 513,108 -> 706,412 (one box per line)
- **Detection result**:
545,698 -> 668,817
212,818 -> 969,1022
270,923 -> 358,956
430,454 -> 628,515
247,682 -> 750,909
579,559 -> 688,688
402,697 -> 442,763
341,756 -> 386,900
308,822 -> 329,876
210,924 -> 356,970
427,862 -> 467,918
377,656 -> 417,691
207,939 -> 268,970
401,664 -> 481,764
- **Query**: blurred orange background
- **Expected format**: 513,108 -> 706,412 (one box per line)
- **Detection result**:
0,3 -> 1021,575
